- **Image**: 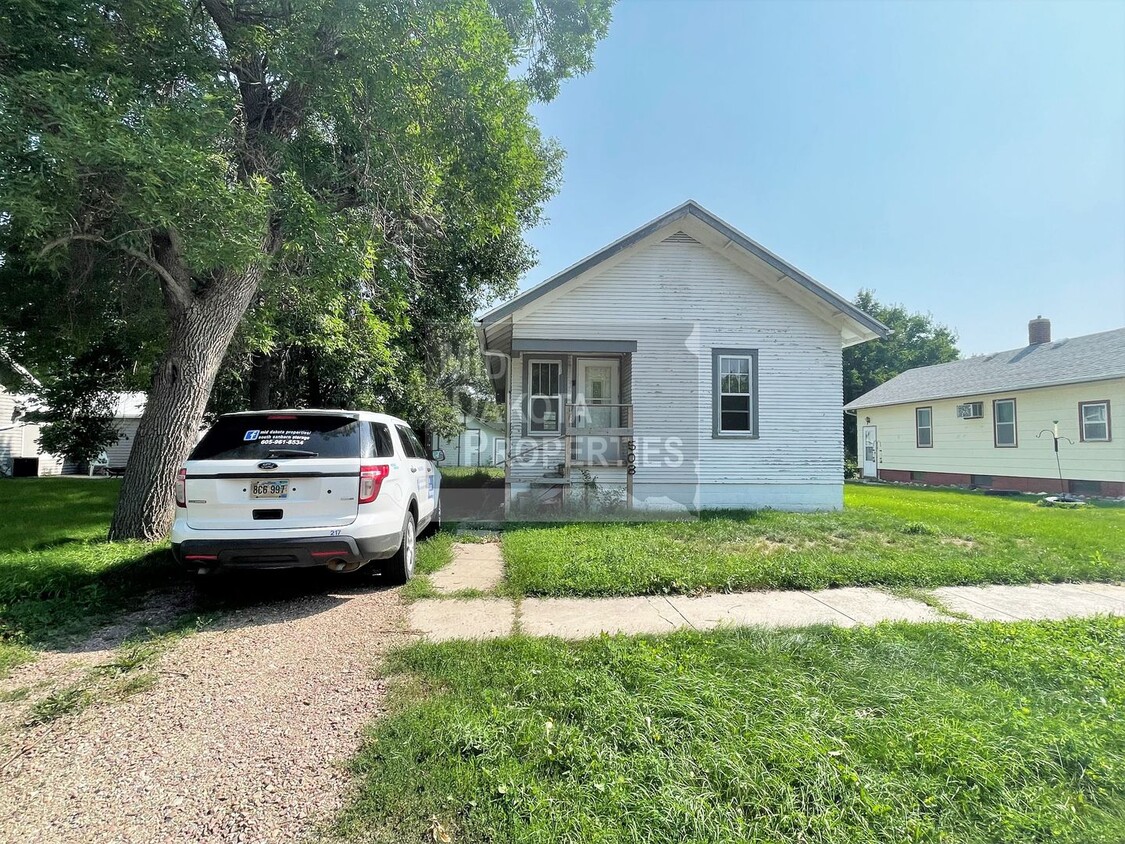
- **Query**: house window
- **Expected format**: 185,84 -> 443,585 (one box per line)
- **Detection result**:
993,399 -> 1017,447
711,349 -> 758,437
1079,401 -> 1111,442
915,407 -> 932,448
527,359 -> 562,435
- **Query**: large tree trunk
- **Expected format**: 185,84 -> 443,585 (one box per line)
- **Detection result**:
109,269 -> 262,540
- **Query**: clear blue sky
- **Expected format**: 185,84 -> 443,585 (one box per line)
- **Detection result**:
521,0 -> 1125,355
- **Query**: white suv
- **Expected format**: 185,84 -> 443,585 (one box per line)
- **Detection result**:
170,410 -> 442,582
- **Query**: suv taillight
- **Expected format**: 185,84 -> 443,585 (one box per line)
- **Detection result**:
359,464 -> 390,504
174,468 -> 187,508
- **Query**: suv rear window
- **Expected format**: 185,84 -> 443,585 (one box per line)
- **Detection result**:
190,414 -> 362,460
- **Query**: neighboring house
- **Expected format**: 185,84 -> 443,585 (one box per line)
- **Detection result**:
433,413 -> 507,467
0,387 -> 146,476
99,392 -> 147,470
0,386 -> 64,476
844,320 -> 1125,497
476,200 -> 889,512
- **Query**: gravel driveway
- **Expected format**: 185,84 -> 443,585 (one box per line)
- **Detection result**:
0,575 -> 411,843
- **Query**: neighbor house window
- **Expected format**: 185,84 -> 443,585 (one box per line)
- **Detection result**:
915,407 -> 932,448
1079,401 -> 1111,442
993,399 -> 1017,447
527,359 -> 562,435
711,349 -> 758,437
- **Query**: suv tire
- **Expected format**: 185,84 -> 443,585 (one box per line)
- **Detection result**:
383,511 -> 417,584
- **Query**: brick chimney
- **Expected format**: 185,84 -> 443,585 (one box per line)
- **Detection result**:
1028,316 -> 1051,345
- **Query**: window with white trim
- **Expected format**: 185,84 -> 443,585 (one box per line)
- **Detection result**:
712,349 -> 757,437
1080,400 -> 1111,442
527,360 -> 562,435
993,398 -> 1017,447
915,407 -> 932,448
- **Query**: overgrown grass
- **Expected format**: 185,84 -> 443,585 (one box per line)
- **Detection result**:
438,466 -> 505,489
503,484 -> 1125,596
0,478 -> 177,676
402,531 -> 457,600
338,618 -> 1125,844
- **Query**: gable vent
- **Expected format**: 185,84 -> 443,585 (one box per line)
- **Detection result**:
662,231 -> 700,244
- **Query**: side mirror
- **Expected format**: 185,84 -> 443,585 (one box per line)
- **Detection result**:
431,448 -> 446,463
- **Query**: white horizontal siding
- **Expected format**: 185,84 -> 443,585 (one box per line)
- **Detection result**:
105,418 -> 140,468
507,236 -> 846,501
435,420 -> 506,467
862,378 -> 1125,482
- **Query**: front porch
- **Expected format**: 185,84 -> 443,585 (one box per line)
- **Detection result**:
501,343 -> 638,511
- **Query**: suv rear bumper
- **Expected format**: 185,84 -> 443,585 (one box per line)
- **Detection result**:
172,532 -> 402,570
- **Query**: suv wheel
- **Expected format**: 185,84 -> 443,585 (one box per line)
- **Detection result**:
384,511 -> 416,584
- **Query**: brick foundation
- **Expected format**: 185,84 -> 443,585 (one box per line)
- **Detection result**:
869,469 -> 1124,498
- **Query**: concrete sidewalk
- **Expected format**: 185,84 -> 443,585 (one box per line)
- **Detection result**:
409,582 -> 1125,642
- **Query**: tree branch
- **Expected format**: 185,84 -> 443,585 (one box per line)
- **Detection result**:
38,233 -> 195,314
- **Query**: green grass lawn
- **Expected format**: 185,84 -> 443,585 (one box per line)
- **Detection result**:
502,484 -> 1125,597
438,466 -> 505,488
339,618 -> 1125,844
0,478 -> 174,676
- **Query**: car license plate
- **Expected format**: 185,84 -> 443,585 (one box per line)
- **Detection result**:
251,479 -> 290,499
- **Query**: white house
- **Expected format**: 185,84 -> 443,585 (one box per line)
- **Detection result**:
476,200 -> 889,512
433,413 -> 507,467
0,386 -> 146,476
0,386 -> 64,476
844,321 -> 1125,497
100,391 -> 146,470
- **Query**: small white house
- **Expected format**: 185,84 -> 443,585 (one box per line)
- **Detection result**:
845,321 -> 1125,497
0,386 -> 64,475
0,386 -> 146,476
433,413 -> 507,467
476,200 -> 889,512
100,392 -> 146,470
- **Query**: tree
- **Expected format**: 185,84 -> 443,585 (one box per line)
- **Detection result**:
0,0 -> 613,539
0,250 -> 164,465
843,289 -> 960,456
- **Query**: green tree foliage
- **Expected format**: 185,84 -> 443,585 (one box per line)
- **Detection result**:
0,0 -> 614,538
843,290 -> 960,456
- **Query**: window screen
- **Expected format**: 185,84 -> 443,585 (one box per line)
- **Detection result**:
1080,401 -> 1110,442
993,399 -> 1017,447
915,407 -> 932,448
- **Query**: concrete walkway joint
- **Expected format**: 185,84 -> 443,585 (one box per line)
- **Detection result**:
429,542 -> 504,594
409,582 -> 1125,641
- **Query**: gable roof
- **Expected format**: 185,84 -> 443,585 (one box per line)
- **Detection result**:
478,200 -> 890,346
844,327 -> 1125,410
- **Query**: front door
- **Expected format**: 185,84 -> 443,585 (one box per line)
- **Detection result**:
574,358 -> 620,464
862,426 -> 878,478
463,429 -> 481,467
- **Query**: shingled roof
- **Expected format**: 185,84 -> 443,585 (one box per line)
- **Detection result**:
844,327 -> 1125,410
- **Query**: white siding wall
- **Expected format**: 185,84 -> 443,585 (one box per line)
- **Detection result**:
859,378 -> 1125,485
105,418 -> 141,468
0,387 -> 65,475
435,418 -> 506,467
506,235 -> 845,511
